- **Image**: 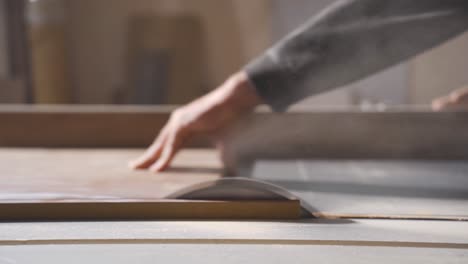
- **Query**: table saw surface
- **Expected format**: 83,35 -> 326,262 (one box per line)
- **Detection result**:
1,148 -> 467,263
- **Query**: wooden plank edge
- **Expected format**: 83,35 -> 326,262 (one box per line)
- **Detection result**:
0,200 -> 301,221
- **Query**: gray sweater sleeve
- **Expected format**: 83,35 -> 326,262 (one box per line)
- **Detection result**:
244,0 -> 468,111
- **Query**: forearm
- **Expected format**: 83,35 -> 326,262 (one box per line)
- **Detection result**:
245,0 -> 468,111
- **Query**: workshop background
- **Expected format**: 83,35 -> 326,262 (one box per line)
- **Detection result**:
1,2 -> 468,261
1,0 -> 468,106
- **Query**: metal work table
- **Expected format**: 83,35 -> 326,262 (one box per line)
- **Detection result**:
1,219 -> 468,263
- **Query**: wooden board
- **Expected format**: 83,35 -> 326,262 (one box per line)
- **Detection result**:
0,148 -> 300,220
2,148 -> 468,221
0,200 -> 300,221
0,105 -> 175,148
0,148 -> 221,200
0,105 -> 210,148
5,106 -> 468,152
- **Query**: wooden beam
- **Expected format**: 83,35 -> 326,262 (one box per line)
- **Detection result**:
3,105 -> 468,155
0,105 -> 210,148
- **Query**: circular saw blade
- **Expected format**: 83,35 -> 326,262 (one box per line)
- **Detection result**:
167,177 -> 315,216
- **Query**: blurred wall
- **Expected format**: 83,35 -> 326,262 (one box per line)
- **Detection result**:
410,32 -> 468,104
62,0 -> 468,106
0,0 -> 7,78
28,0 -> 72,103
65,0 -> 271,104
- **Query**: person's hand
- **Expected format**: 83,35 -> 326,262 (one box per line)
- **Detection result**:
432,87 -> 468,111
129,71 -> 262,173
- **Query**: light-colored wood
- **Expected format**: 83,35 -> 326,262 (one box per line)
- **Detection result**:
0,148 -> 301,220
0,148 -> 221,200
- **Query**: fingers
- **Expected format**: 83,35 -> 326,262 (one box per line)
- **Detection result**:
129,118 -> 188,173
149,130 -> 186,173
450,87 -> 468,103
432,87 -> 468,111
128,127 -> 168,170
432,96 -> 451,111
